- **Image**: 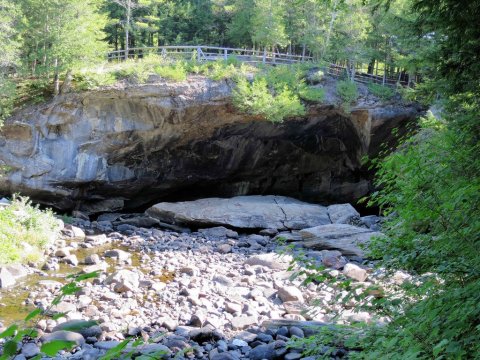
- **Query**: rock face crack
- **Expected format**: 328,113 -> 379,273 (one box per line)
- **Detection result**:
273,196 -> 289,230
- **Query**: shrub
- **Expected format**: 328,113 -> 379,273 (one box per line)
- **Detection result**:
225,55 -> 241,66
154,63 -> 187,82
367,82 -> 395,101
0,78 -> 16,121
204,62 -> 238,81
112,60 -> 151,83
299,86 -> 325,102
0,196 -> 61,264
260,64 -> 304,93
72,71 -> 116,90
336,80 -> 358,111
233,77 -> 305,122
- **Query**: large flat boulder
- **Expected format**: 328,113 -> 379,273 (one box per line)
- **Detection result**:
299,224 -> 384,257
146,195 -> 331,230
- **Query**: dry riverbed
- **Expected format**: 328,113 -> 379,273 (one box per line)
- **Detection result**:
0,201 -> 409,359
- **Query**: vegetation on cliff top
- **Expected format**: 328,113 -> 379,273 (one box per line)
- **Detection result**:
1,0 -> 421,122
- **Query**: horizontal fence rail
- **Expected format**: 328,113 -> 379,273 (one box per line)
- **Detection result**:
107,46 -> 407,87
327,64 -> 408,88
107,45 -> 314,65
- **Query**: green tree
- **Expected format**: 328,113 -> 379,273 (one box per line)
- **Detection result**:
227,0 -> 255,47
251,0 -> 288,54
19,0 -> 108,89
0,0 -> 22,72
329,0 -> 370,80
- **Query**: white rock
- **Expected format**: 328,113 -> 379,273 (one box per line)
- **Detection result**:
343,263 -> 368,282
104,270 -> 140,293
244,253 -> 293,271
277,285 -> 304,303
230,316 -> 257,330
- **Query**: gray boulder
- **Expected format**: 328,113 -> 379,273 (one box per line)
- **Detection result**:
299,224 -> 384,257
327,204 -> 360,224
41,330 -> 85,346
147,195 -> 330,230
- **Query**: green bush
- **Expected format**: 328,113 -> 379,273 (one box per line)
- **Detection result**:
0,78 -> 16,121
233,77 -> 305,122
73,71 -> 116,90
0,196 -> 61,264
204,61 -> 238,81
154,63 -> 187,81
225,55 -> 241,67
355,102 -> 479,358
299,86 -> 325,102
260,64 -> 304,92
367,82 -> 395,101
336,80 -> 358,111
113,60 -> 150,83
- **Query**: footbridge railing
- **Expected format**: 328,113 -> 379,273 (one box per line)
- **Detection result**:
107,45 -> 313,65
107,45 -> 406,87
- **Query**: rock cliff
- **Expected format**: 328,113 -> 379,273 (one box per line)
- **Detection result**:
0,76 -> 423,212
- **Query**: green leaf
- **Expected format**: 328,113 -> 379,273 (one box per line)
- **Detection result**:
51,312 -> 69,320
98,339 -> 129,360
60,283 -> 82,295
0,324 -> 18,339
66,271 -> 99,281
3,340 -> 18,356
40,340 -> 76,356
24,308 -> 42,322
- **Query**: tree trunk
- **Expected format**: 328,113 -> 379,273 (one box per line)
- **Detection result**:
53,58 -> 60,96
43,14 -> 48,78
321,0 -> 339,59
367,59 -> 375,74
60,70 -> 73,95
32,41 -> 38,75
114,25 -> 118,51
125,0 -> 131,60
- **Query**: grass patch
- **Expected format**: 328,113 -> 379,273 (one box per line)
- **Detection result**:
367,82 -> 395,101
0,196 -> 61,265
299,86 -> 325,102
336,80 -> 358,112
154,63 -> 187,81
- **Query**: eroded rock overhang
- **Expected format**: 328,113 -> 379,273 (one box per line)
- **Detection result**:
0,76 -> 424,212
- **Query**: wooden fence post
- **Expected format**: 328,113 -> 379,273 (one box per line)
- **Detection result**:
197,46 -> 201,62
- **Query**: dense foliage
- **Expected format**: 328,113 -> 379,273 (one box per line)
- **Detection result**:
0,197 -> 60,265
359,0 -> 480,355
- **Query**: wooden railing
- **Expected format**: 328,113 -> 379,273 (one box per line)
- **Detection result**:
107,46 -> 407,87
327,64 -> 408,88
107,45 -> 313,65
